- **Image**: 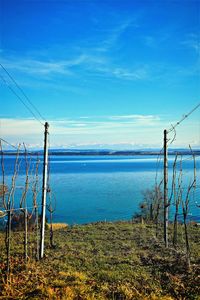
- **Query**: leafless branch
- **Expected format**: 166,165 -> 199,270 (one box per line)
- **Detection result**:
169,153 -> 178,205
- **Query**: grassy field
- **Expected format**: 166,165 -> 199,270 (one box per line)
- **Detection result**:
0,221 -> 200,299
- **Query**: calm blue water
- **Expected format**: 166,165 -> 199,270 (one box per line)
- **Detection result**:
1,155 -> 200,224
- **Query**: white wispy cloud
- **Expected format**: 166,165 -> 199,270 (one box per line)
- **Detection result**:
181,34 -> 200,54
100,19 -> 137,51
0,18 -> 146,83
1,53 -> 149,83
1,22 -> 199,89
93,65 -> 148,80
0,114 -> 162,137
48,114 -> 162,131
0,118 -> 42,135
109,114 -> 160,121
142,32 -> 171,48
0,55 -> 88,76
1,115 -> 199,149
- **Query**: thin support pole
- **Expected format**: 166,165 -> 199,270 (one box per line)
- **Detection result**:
24,208 -> 28,261
6,205 -> 11,275
35,206 -> 39,261
39,122 -> 49,259
164,129 -> 168,248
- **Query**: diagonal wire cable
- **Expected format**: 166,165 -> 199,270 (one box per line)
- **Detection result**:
167,102 -> 200,133
0,63 -> 46,123
0,137 -> 22,151
0,74 -> 44,126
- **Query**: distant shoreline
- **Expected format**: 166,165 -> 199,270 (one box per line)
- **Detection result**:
2,149 -> 200,156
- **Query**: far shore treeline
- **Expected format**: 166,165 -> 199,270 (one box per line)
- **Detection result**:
2,149 -> 200,156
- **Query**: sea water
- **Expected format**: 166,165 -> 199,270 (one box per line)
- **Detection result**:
1,155 -> 200,224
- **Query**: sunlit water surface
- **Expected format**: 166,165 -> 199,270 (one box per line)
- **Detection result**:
2,155 -> 200,224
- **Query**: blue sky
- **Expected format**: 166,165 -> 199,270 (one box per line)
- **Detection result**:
0,0 -> 200,149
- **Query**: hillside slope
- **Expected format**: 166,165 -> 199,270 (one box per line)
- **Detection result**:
0,222 -> 200,299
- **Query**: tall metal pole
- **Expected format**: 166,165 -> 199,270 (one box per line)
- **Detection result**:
164,129 -> 168,248
40,122 -> 49,259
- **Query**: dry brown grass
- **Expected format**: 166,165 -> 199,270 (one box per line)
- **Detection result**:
0,222 -> 199,299
47,223 -> 68,230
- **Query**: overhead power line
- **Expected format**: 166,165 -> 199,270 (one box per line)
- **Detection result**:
168,102 -> 200,133
0,63 -> 46,125
0,74 -> 44,126
0,137 -> 21,151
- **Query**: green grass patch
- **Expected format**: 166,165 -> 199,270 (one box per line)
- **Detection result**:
0,221 -> 199,299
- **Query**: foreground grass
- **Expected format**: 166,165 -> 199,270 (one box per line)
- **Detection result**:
0,222 -> 200,299
47,223 -> 68,231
